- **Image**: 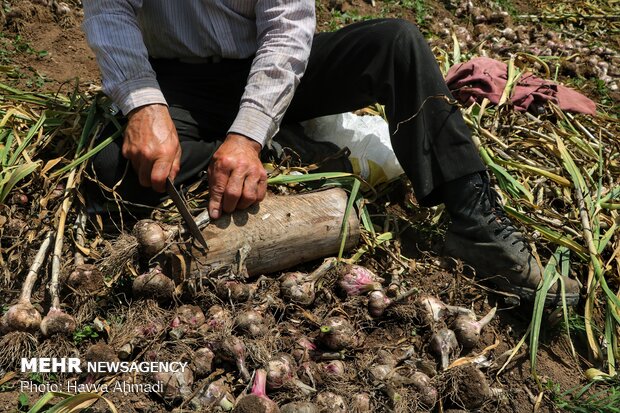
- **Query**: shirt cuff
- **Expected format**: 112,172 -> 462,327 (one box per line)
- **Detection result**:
111,78 -> 168,115
228,106 -> 278,147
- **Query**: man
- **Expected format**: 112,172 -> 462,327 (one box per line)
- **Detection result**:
82,1 -> 578,305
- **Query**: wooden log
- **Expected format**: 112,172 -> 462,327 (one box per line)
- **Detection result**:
184,188 -> 360,276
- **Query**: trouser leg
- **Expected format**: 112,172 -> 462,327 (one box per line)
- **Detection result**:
286,18 -> 485,206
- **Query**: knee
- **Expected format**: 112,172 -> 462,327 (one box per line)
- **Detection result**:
90,142 -> 126,188
368,19 -> 427,69
379,19 -> 426,48
375,19 -> 426,43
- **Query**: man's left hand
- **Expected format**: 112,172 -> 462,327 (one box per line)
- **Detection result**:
208,133 -> 267,219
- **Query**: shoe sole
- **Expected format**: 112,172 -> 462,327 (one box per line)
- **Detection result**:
493,280 -> 580,307
443,241 -> 580,307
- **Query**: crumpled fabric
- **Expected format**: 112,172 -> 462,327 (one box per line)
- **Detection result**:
445,56 -> 596,115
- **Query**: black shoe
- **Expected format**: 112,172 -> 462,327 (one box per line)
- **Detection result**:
441,172 -> 580,306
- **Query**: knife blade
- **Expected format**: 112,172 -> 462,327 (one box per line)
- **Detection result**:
165,177 -> 209,250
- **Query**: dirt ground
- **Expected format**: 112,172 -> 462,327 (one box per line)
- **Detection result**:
0,0 -> 617,412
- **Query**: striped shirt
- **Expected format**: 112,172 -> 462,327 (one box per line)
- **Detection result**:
82,1 -> 316,146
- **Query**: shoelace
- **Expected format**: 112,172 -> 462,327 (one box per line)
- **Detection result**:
478,176 -> 528,253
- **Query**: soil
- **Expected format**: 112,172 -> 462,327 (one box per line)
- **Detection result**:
0,0 -> 617,412
0,1 -> 98,91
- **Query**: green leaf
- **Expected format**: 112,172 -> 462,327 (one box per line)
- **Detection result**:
495,158 -> 571,187
479,146 -> 534,202
18,393 -> 29,408
27,392 -> 119,413
350,231 -> 394,262
498,57 -> 521,107
267,171 -> 354,185
504,206 -> 588,259
50,129 -> 122,177
1,131 -> 14,167
451,31 -> 461,65
0,161 -> 41,204
530,247 -> 565,376
597,223 -> 617,254
28,392 -> 71,413
338,177 -> 361,259
8,113 -> 45,166
359,203 -> 375,236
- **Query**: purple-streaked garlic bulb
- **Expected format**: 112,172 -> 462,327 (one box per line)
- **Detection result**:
2,302 -> 42,333
315,392 -> 347,413
415,295 -> 476,325
41,228 -> 77,337
410,371 -> 438,408
292,336 -> 317,362
337,265 -> 383,296
192,347 -> 215,379
280,258 -> 336,306
191,377 -> 234,411
169,304 -> 206,339
430,328 -> 459,370
350,393 -> 372,412
216,280 -> 257,302
281,402 -> 320,413
152,368 -> 194,403
132,267 -> 175,303
318,316 -> 360,351
233,369 -> 280,413
199,305 -> 233,333
368,287 -> 418,317
66,264 -> 105,294
280,271 -> 315,305
266,353 -> 315,394
216,336 -> 251,382
133,219 -> 174,258
452,307 -> 496,348
234,309 -> 267,337
40,308 -> 77,336
321,360 -> 346,378
368,290 -> 391,317
266,353 -> 296,390
3,232 -> 53,332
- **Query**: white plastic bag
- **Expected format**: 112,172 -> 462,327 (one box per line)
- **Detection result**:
301,113 -> 404,187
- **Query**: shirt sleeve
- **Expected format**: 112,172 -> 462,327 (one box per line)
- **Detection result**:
82,0 -> 167,115
228,1 -> 316,147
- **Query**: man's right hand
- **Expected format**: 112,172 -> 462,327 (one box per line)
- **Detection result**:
122,104 -> 181,192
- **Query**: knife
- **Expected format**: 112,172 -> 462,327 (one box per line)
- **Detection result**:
165,177 -> 209,250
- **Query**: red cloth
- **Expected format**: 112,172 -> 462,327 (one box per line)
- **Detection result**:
445,57 -> 596,115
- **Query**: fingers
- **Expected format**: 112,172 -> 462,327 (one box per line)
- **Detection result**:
137,158 -> 154,189
151,159 -> 172,193
209,163 -> 266,218
169,146 -> 182,183
237,169 -> 267,210
223,171 -> 246,213
208,134 -> 266,219
150,142 -> 181,192
256,174 -> 268,203
208,163 -> 229,220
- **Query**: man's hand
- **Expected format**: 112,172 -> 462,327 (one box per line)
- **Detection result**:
122,104 -> 181,192
208,133 -> 267,219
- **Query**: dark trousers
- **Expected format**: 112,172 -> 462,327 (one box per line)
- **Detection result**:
91,18 -> 485,207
